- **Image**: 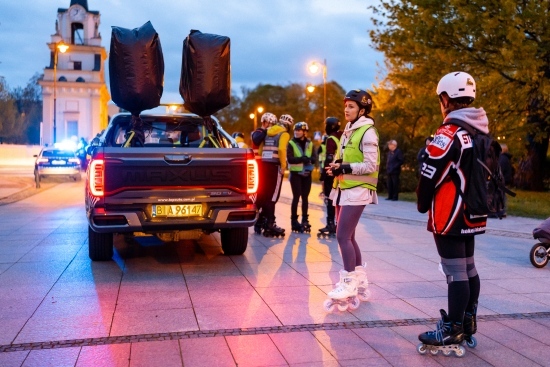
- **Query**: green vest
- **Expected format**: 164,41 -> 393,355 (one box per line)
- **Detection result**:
337,124 -> 379,190
320,135 -> 340,167
288,139 -> 313,172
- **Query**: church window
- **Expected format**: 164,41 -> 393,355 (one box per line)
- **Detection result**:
76,77 -> 85,83
74,61 -> 82,70
58,76 -> 67,82
71,23 -> 85,45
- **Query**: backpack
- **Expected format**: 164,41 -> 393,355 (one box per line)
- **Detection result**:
445,119 -> 516,219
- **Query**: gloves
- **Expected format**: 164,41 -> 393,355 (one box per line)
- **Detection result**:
302,156 -> 312,165
331,164 -> 352,176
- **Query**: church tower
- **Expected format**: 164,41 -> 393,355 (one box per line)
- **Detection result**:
39,0 -> 109,145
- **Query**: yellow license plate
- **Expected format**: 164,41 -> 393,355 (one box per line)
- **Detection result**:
153,204 -> 203,218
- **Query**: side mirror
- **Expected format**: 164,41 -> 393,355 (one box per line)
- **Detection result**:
33,154 -> 38,157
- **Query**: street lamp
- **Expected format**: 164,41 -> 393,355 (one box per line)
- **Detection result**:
53,41 -> 69,144
250,106 -> 264,131
307,59 -> 327,122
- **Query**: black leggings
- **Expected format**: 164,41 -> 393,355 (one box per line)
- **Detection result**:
289,173 -> 312,219
336,205 -> 365,272
434,234 -> 480,324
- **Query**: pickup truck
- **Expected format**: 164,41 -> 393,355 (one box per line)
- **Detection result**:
85,112 -> 258,261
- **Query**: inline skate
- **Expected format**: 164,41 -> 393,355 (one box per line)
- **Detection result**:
262,221 -> 285,238
301,215 -> 311,233
317,220 -> 336,238
254,216 -> 266,235
291,217 -> 305,233
463,303 -> 477,348
417,309 -> 466,357
334,263 -> 370,302
323,270 -> 360,312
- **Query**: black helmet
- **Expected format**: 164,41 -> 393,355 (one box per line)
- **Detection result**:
294,122 -> 309,131
344,89 -> 372,115
324,116 -> 340,134
232,132 -> 244,139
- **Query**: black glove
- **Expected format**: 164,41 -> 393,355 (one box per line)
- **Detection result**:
334,159 -> 343,164
331,164 -> 352,176
302,157 -> 311,165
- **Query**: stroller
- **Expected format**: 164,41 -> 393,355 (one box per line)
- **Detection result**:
530,217 -> 550,268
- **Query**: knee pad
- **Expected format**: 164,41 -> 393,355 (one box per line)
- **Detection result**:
439,257 -> 468,284
466,256 -> 478,278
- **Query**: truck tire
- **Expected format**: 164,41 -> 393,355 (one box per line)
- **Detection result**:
220,227 -> 248,255
88,226 -> 114,261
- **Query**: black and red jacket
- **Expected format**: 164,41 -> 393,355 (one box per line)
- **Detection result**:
417,109 -> 489,236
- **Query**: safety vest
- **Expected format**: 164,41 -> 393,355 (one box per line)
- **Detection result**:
336,124 -> 379,190
261,132 -> 284,163
288,139 -> 313,172
320,135 -> 340,167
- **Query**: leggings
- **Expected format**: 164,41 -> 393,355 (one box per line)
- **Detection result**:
335,205 -> 365,272
434,234 -> 480,324
289,173 -> 312,219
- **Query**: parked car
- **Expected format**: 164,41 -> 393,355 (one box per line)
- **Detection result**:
34,147 -> 81,188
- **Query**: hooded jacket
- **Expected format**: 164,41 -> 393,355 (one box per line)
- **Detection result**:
259,124 -> 290,170
416,107 -> 489,236
329,116 -> 379,206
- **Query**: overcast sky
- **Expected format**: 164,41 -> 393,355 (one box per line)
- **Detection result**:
0,0 -> 384,102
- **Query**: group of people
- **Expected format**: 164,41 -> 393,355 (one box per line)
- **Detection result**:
232,71 -> 494,355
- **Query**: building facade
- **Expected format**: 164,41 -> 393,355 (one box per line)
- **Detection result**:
39,0 -> 109,146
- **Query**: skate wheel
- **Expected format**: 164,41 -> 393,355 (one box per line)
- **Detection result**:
465,336 -> 477,348
429,347 -> 439,355
455,345 -> 466,357
442,349 -> 451,356
323,299 -> 336,312
416,343 -> 427,355
348,296 -> 361,310
337,302 -> 348,312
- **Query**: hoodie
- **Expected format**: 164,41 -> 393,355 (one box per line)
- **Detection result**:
259,124 -> 290,170
416,107 -> 488,236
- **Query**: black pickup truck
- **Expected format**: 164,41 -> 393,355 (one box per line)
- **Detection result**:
85,112 -> 258,261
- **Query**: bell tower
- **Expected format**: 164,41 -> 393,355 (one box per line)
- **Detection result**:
39,0 -> 109,146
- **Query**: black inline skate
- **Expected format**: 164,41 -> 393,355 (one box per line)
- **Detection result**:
463,303 -> 477,348
317,220 -> 336,238
254,216 -> 266,235
301,215 -> 311,233
417,309 -> 466,357
263,221 -> 285,238
291,217 -> 305,233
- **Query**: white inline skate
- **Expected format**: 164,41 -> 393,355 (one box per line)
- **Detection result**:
333,263 -> 371,302
323,270 -> 360,312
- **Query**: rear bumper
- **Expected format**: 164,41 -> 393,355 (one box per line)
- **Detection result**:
37,166 -> 80,176
88,204 -> 257,234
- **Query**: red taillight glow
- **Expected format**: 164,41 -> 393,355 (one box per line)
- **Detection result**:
90,159 -> 104,197
247,158 -> 258,194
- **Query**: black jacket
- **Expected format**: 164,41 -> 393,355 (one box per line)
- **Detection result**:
386,148 -> 404,174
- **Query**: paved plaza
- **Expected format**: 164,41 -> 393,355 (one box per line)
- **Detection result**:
0,167 -> 549,366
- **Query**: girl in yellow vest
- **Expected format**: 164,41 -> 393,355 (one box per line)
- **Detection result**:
323,89 -> 380,312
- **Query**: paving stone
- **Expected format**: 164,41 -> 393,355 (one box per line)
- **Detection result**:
129,340 -> 182,367
76,343 -> 131,367
226,334 -> 287,367
22,347 -> 80,367
180,336 -> 235,367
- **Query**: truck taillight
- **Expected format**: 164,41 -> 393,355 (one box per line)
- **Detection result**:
90,159 -> 105,197
247,158 -> 258,194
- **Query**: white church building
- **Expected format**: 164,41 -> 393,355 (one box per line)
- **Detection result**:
39,0 -> 110,146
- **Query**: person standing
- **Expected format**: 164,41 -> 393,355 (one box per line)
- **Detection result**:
416,71 -> 486,355
323,89 -> 380,311
287,122 -> 316,233
232,132 -> 248,149
318,117 -> 342,237
497,143 -> 514,218
386,140 -> 404,201
258,114 -> 293,237
251,112 -> 278,234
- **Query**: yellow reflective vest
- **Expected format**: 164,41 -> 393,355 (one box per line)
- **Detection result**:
288,139 -> 313,172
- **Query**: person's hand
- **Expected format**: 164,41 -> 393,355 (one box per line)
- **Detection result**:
326,162 -> 340,177
302,157 -> 311,165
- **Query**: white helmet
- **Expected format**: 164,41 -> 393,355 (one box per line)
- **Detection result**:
436,71 -> 476,101
260,112 -> 277,126
278,114 -> 294,127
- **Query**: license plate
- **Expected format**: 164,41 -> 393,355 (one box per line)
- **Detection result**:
51,160 -> 66,165
152,204 -> 203,218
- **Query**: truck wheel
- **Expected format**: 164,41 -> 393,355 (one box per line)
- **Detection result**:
220,227 -> 248,255
88,226 -> 114,261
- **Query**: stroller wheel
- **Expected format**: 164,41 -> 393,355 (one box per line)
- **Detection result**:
529,243 -> 550,268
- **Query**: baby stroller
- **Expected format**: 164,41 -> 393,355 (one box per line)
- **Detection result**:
530,217 -> 550,268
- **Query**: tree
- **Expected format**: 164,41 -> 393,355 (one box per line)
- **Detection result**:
370,0 -> 550,190
11,73 -> 43,144
0,77 -> 18,143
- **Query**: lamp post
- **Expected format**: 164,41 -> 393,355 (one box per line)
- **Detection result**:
305,85 -> 315,123
250,106 -> 264,131
307,59 -> 327,123
53,41 -> 69,144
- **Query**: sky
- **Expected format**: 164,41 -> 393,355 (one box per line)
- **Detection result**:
0,0 -> 385,103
